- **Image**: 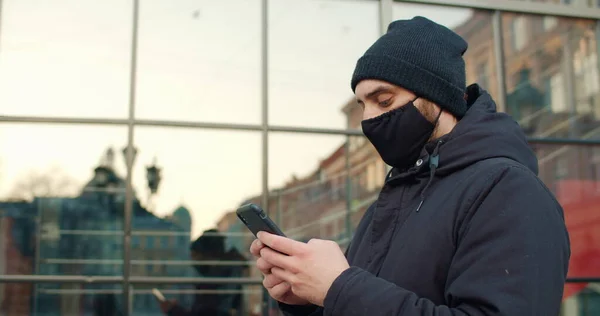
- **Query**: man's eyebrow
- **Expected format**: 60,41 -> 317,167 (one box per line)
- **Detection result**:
357,86 -> 392,103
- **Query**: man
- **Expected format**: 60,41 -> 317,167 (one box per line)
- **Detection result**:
251,16 -> 570,315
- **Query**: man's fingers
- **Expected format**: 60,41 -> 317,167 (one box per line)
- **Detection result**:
250,239 -> 265,258
256,257 -> 274,274
260,247 -> 298,272
262,273 -> 285,289
257,232 -> 307,256
271,266 -> 296,284
268,281 -> 291,300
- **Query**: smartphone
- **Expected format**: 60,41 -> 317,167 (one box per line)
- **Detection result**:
152,288 -> 165,302
236,203 -> 286,237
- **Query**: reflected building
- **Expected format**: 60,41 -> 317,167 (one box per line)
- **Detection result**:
454,13 -> 600,139
0,202 -> 35,316
0,148 -> 195,316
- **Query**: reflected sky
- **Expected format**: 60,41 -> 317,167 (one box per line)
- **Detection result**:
0,0 -> 472,238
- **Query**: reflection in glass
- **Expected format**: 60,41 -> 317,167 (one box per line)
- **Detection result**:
0,1 -> 131,118
562,283 -> 600,316
1,0 -> 600,315
392,4 -> 498,101
130,127 -> 261,240
0,283 -> 123,315
0,125 -> 127,278
127,127 -> 262,314
130,229 -> 253,315
503,14 -> 600,139
150,229 -> 250,316
268,0 -> 379,129
530,143 -> 600,314
133,285 -> 263,316
136,0 -> 261,124
268,132 -> 385,248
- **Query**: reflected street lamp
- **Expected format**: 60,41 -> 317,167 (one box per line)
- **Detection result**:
146,158 -> 162,195
121,146 -> 138,169
145,158 -> 162,212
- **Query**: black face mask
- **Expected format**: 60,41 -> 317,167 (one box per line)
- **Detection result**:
361,101 -> 440,170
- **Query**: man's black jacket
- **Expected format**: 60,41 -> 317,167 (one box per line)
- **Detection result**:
280,85 -> 571,316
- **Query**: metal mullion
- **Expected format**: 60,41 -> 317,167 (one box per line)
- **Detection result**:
0,275 -> 123,283
528,137 -> 600,146
135,119 -> 263,131
0,275 -> 263,285
261,0 -> 270,214
39,258 -> 256,266
1,274 -> 596,284
396,0 -> 600,20
122,0 -> 140,314
0,0 -> 4,53
268,125 -> 364,136
379,0 -> 394,34
2,116 -> 600,145
492,10 -> 508,113
0,115 -> 361,135
261,1 -> 271,315
0,116 -> 129,125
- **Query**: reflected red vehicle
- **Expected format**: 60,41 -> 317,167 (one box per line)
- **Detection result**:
556,180 -> 600,299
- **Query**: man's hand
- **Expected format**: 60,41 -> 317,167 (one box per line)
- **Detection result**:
250,238 -> 310,306
257,232 -> 350,307
159,299 -> 177,314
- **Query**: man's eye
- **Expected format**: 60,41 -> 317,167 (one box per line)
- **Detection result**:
379,99 -> 392,107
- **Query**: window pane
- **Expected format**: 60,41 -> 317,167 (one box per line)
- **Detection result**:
504,14 -> 600,139
392,4 -> 498,102
136,0 -> 261,125
498,0 -> 597,7
0,125 -> 127,277
128,128 -> 260,302
562,283 -> 600,316
532,143 -> 600,304
268,0 -> 379,129
132,285 -> 263,316
0,283 -> 123,315
268,133 -> 385,249
0,1 -> 131,118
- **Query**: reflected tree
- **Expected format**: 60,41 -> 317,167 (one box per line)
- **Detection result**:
8,167 -> 78,201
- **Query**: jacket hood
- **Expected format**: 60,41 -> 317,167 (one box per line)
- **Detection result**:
433,84 -> 538,176
388,84 -> 538,211
389,84 -> 538,184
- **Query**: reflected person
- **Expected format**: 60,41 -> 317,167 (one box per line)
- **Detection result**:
93,293 -> 122,316
161,228 -> 248,316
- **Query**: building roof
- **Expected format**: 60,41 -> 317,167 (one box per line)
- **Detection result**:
173,205 -> 191,218
319,144 -> 346,170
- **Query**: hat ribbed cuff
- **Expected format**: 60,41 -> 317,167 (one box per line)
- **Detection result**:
351,54 -> 467,118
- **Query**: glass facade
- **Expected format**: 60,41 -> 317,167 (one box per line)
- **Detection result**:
0,0 -> 599,315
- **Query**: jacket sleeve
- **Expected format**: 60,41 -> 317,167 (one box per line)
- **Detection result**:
277,203 -> 377,316
322,166 -> 571,316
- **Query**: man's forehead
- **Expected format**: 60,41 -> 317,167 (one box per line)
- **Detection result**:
356,80 -> 410,98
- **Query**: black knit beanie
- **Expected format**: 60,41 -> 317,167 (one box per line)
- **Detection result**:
351,16 -> 469,118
